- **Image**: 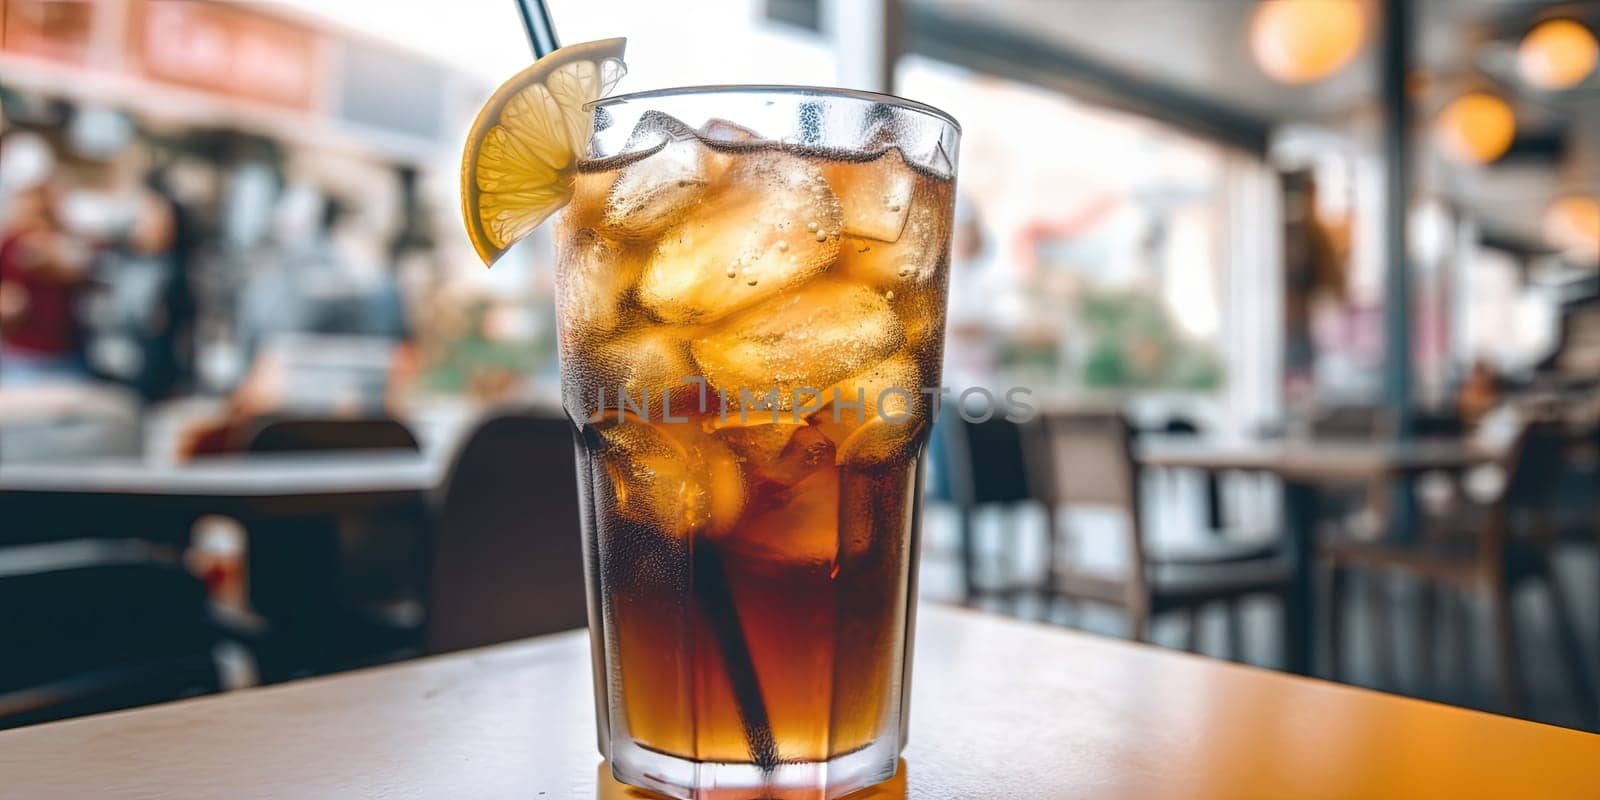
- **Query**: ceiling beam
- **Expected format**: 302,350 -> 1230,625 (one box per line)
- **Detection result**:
767,0 -> 1272,153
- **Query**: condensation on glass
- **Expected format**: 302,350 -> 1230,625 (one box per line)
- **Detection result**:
555,86 -> 959,799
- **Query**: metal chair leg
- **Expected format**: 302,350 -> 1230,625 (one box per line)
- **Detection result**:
1450,588 -> 1473,707
1451,589 -> 1475,707
1182,606 -> 1202,653
1226,597 -> 1246,663
1372,572 -> 1400,692
1002,508 -> 1028,618
1128,606 -> 1151,643
1486,583 -> 1525,716
959,506 -> 978,607
1328,565 -> 1348,681
1419,581 -> 1440,700
1039,504 -> 1060,620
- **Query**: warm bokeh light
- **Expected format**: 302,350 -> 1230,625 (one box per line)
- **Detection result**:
1517,19 -> 1599,91
1543,196 -> 1600,264
1433,92 -> 1517,165
1248,0 -> 1367,85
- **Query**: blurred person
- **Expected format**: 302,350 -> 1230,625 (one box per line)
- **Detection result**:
0,183 -> 92,385
142,171 -> 199,398
1458,358 -> 1503,425
0,131 -> 58,215
943,198 -> 1004,390
80,170 -> 198,400
927,199 -> 1006,505
186,192 -> 416,457
241,192 -> 410,352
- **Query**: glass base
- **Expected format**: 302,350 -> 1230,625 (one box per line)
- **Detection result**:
610,737 -> 899,800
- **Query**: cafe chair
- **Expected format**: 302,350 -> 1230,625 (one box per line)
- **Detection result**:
0,539 -> 225,730
1026,409 -> 1293,659
1140,415 -> 1280,565
246,416 -> 422,453
1308,405 -> 1394,535
1311,405 -> 1469,639
1322,420 -> 1598,727
424,409 -> 588,654
241,416 -> 425,681
937,405 -> 1049,611
1152,416 -> 1222,534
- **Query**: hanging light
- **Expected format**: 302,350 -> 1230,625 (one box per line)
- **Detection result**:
1249,0 -> 1367,85
1543,195 -> 1600,264
1517,19 -> 1599,91
1433,92 -> 1517,165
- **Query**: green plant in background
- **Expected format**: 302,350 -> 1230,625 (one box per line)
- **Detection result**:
419,297 -> 555,396
1075,289 -> 1222,391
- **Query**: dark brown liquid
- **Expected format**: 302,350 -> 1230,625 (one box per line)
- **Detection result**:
577,418 -> 922,765
560,127 -> 952,768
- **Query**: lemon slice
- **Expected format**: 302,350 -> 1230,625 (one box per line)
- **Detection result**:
461,38 -> 627,266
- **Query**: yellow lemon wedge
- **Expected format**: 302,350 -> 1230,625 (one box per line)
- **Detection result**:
461,37 -> 627,266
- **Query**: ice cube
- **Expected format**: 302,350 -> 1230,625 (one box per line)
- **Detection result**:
598,137 -> 715,240
730,466 -> 840,564
834,415 -> 928,468
700,118 -> 762,143
837,173 -> 953,288
637,152 -> 843,324
715,422 -> 835,488
713,421 -> 799,463
821,148 -> 916,242
569,113 -> 725,241
564,328 -> 701,424
554,226 -> 639,341
596,419 -> 745,538
811,353 -> 926,466
690,280 -> 906,414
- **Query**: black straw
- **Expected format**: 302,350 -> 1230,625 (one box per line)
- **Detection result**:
692,541 -> 779,771
514,0 -> 778,769
515,0 -> 561,57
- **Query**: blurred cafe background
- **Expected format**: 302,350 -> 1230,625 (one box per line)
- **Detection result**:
2,0 -> 1598,734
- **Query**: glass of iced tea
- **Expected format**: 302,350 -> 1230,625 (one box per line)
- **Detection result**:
555,86 -> 959,799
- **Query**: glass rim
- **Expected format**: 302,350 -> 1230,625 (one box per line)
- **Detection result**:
586,84 -> 961,134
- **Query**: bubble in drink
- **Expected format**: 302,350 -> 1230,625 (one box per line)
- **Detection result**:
637,152 -> 843,324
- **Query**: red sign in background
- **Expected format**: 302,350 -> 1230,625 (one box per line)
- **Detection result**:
130,0 -> 320,112
1,0 -> 98,65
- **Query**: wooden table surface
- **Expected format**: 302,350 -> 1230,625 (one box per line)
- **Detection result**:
2,604 -> 1595,799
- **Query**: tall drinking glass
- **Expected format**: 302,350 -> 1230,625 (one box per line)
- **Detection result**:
555,86 -> 959,799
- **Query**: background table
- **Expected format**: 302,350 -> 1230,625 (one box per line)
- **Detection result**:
0,452 -> 444,545
1137,437 -> 1491,676
2,604 -> 1595,799
1135,438 -> 1491,481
